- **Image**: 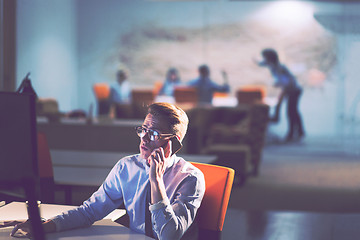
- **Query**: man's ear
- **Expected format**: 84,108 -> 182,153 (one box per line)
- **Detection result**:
162,139 -> 172,158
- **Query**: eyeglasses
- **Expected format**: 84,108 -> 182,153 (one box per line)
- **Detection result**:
135,126 -> 175,141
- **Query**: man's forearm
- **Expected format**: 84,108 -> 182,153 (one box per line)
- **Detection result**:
150,178 -> 168,204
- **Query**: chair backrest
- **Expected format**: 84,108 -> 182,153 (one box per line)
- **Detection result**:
213,92 -> 229,98
153,81 -> 163,96
93,83 -> 112,116
93,83 -> 111,100
131,89 -> 154,106
190,162 -> 234,232
236,86 -> 265,105
37,132 -> 53,178
174,86 -> 198,104
37,132 -> 55,203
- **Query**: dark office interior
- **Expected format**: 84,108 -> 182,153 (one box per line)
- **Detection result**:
1,0 -> 360,239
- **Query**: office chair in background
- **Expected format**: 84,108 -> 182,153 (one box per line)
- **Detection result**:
236,86 -> 265,105
93,83 -> 111,116
131,89 -> 155,118
174,86 -> 198,103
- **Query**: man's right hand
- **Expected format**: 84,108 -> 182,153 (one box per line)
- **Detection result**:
11,219 -> 56,238
10,220 -> 32,238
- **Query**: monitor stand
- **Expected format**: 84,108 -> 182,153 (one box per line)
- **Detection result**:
23,177 -> 45,240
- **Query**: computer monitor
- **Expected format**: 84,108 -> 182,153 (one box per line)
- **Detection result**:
0,92 -> 38,186
0,91 -> 45,240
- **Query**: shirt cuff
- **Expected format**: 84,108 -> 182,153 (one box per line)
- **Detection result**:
149,198 -> 170,212
49,218 -> 61,232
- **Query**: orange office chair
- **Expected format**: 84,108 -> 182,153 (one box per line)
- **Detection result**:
131,89 -> 154,105
174,86 -> 198,104
213,92 -> 229,98
190,162 -> 235,240
131,89 -> 155,118
236,86 -> 266,105
153,81 -> 163,96
173,86 -> 198,111
93,83 -> 111,100
93,83 -> 112,115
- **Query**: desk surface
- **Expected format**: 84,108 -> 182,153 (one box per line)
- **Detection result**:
37,121 -> 142,152
54,166 -> 110,187
0,202 -> 151,240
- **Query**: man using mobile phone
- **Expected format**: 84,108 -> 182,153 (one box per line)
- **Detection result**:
11,102 -> 205,240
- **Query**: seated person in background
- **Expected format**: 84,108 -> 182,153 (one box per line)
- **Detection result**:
110,67 -> 132,105
108,67 -> 132,118
158,67 -> 181,97
188,64 -> 230,105
11,102 -> 206,240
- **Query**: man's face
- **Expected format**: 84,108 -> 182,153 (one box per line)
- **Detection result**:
139,113 -> 172,161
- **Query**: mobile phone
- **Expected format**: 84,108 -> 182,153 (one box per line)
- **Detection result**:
161,136 -> 182,156
170,136 -> 183,156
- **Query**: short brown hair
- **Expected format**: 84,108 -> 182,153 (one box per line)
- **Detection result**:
147,102 -> 189,142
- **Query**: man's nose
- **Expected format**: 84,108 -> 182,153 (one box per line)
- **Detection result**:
141,131 -> 151,142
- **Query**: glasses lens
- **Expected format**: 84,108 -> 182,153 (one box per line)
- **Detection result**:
136,127 -> 159,141
148,129 -> 160,141
136,127 -> 145,138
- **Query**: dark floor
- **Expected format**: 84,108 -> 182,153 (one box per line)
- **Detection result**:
221,136 -> 360,240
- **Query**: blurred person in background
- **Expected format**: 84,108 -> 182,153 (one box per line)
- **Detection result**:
257,48 -> 305,142
110,67 -> 132,105
188,64 -> 230,105
108,67 -> 132,119
158,67 -> 182,97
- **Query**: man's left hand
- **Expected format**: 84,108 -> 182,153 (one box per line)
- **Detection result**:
148,140 -> 171,182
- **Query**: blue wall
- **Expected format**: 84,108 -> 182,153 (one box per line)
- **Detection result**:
17,0 -> 77,112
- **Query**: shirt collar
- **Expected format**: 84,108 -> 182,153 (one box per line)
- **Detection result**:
137,154 -> 176,173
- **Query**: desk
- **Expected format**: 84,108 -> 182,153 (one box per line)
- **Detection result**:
51,150 -> 131,168
0,202 -> 151,240
37,120 -> 143,152
51,150 -> 217,204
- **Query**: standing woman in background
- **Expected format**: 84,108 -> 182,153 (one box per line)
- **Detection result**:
257,48 -> 305,142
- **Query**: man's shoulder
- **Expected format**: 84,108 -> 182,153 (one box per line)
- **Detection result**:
173,157 -> 204,179
116,154 -> 141,167
188,78 -> 199,85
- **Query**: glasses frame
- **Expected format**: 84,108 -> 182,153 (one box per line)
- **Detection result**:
135,126 -> 176,141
